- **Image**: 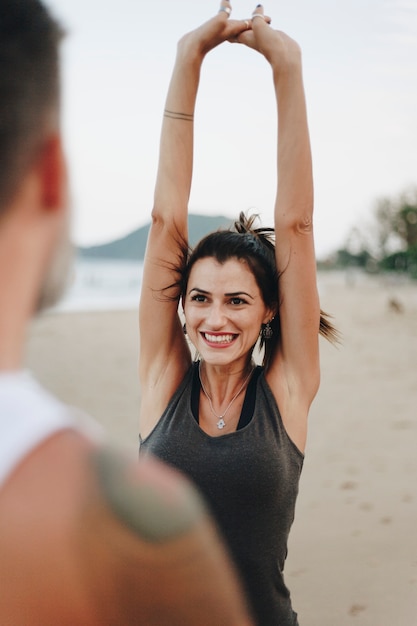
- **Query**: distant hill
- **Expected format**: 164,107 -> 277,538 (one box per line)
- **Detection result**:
77,214 -> 233,260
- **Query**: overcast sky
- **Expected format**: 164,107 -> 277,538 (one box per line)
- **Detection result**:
45,0 -> 417,257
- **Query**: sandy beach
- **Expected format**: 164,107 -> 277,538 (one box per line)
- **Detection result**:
26,271 -> 417,625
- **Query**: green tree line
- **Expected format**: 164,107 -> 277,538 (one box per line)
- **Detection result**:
324,187 -> 417,279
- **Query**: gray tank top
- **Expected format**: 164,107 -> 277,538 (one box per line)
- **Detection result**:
140,363 -> 304,626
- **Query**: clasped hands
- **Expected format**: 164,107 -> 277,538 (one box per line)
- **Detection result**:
178,2 -> 301,72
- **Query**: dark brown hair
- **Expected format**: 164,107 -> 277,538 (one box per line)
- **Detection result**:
0,0 -> 64,211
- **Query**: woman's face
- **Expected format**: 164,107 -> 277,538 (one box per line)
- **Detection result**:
183,256 -> 273,367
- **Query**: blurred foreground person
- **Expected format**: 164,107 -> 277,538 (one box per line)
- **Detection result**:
0,1 -> 252,624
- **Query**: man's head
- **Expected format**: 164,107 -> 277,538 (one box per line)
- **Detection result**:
0,0 -> 64,210
0,0 -> 72,311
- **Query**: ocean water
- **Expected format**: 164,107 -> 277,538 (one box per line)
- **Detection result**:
54,261 -> 376,314
54,259 -> 143,312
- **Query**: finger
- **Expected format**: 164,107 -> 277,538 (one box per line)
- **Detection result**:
226,18 -> 253,43
218,0 -> 232,19
228,31 -> 250,45
251,4 -> 271,26
252,3 -> 264,18
229,18 -> 252,40
231,29 -> 255,48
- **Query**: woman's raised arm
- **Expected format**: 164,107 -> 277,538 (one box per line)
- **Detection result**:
139,5 -> 251,433
239,8 -> 321,450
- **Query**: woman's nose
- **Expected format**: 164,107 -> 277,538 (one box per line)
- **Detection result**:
206,303 -> 226,328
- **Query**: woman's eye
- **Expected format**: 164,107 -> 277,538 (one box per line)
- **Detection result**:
191,294 -> 206,302
230,297 -> 246,305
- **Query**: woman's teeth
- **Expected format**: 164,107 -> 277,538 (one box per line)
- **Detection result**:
204,333 -> 235,344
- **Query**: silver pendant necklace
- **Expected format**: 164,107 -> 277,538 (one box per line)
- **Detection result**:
198,361 -> 254,430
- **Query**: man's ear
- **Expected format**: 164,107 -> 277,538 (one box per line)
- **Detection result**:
37,133 -> 67,212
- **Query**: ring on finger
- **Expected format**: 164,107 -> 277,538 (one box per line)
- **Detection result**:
244,19 -> 249,29
252,13 -> 265,20
219,6 -> 231,15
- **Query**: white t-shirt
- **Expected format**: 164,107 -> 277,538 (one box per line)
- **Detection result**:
0,371 -> 100,489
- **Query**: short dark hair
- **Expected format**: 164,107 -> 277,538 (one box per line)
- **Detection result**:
0,0 -> 64,211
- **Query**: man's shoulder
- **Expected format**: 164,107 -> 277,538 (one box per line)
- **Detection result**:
0,370 -> 98,489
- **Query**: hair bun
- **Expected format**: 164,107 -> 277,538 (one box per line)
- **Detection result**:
234,211 -> 259,235
233,211 -> 276,255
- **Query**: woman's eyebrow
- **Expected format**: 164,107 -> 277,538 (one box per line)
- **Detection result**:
188,287 -> 210,295
225,291 -> 255,299
189,288 -> 255,300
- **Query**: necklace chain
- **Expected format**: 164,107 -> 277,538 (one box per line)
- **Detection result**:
198,361 -> 254,430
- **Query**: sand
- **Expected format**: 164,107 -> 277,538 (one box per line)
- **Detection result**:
26,271 -> 417,626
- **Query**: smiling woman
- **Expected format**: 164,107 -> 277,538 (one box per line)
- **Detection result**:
138,3 -> 337,625
177,215 -> 284,365
184,256 -> 273,365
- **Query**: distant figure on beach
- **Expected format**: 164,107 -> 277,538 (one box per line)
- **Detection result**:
139,2 -> 337,625
0,1 -> 252,624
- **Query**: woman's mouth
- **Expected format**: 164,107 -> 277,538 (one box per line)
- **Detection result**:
201,332 -> 236,346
